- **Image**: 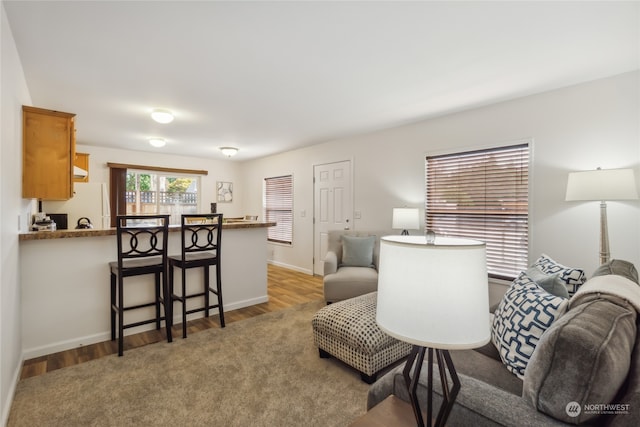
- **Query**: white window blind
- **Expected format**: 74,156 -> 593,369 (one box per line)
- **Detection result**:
425,143 -> 529,280
264,175 -> 293,244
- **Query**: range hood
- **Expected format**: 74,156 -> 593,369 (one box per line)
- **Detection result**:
73,165 -> 88,179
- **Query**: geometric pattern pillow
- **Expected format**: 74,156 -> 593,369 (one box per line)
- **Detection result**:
524,266 -> 570,299
491,272 -> 569,379
531,253 -> 586,286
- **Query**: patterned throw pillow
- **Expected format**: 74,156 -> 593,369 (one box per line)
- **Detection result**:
531,254 -> 586,286
491,272 -> 569,378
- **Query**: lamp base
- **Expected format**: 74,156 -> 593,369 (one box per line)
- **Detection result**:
403,345 -> 461,427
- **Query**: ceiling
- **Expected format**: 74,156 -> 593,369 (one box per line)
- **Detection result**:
4,1 -> 639,161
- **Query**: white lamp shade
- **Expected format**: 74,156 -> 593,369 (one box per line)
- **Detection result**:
376,235 -> 490,349
392,208 -> 420,230
565,168 -> 638,201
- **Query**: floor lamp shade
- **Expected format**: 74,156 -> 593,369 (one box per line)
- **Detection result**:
376,235 -> 490,349
565,168 -> 638,264
565,168 -> 638,201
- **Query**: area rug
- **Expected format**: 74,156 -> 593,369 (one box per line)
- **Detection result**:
8,301 -> 369,426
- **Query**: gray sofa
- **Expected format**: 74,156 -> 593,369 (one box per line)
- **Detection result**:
323,230 -> 391,303
367,260 -> 640,426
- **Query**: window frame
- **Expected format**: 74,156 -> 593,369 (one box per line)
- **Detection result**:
108,163 -> 207,227
425,141 -> 531,280
263,174 -> 293,245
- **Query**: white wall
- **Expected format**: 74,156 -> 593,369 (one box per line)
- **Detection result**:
1,4 -> 32,425
241,71 -> 640,279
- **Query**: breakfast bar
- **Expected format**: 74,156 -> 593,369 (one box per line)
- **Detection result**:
19,221 -> 275,358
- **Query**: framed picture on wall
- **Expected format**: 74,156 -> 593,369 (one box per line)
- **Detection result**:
217,181 -> 233,202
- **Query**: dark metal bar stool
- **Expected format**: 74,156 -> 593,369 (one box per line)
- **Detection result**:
169,213 -> 225,338
109,215 -> 172,356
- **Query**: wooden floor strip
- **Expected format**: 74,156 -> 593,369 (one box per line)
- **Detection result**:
20,264 -> 323,380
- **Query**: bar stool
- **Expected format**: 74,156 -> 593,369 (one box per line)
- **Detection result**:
109,215 -> 172,356
169,213 -> 225,338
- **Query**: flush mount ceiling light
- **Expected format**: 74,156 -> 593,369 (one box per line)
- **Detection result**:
150,109 -> 174,124
219,147 -> 239,157
148,137 -> 166,147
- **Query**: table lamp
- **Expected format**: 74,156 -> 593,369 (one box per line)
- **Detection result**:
376,235 -> 489,427
565,168 -> 638,265
392,208 -> 420,235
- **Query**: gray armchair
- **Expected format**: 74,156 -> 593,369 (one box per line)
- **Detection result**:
322,230 -> 390,303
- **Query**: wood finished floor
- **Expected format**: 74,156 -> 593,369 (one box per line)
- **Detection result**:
20,264 -> 323,380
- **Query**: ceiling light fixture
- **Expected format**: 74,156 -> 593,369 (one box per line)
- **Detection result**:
219,147 -> 239,157
150,109 -> 174,124
148,137 -> 166,147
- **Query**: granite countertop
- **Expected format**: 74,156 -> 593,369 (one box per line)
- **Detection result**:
19,221 -> 276,241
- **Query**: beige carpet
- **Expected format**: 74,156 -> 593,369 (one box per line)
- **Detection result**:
8,301 -> 369,426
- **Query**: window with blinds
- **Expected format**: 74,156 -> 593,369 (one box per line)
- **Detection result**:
425,143 -> 529,280
264,175 -> 293,244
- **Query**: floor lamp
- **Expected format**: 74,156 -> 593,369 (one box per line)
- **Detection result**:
565,168 -> 638,265
376,235 -> 490,427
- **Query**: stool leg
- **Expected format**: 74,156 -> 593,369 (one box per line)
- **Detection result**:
204,265 -> 210,318
216,262 -> 225,328
110,272 -> 116,341
182,266 -> 187,339
165,265 -> 173,343
118,275 -> 124,357
154,272 -> 161,330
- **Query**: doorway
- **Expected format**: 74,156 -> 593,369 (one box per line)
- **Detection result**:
313,160 -> 353,275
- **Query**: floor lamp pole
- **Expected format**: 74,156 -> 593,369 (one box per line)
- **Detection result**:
599,201 -> 610,265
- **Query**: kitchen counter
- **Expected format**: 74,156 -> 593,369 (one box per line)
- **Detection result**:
19,221 -> 276,240
20,221 -> 276,358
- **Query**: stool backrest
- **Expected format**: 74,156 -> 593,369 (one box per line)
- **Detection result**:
180,214 -> 223,257
115,215 -> 170,265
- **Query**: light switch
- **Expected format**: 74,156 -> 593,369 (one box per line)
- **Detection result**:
354,211 -> 362,219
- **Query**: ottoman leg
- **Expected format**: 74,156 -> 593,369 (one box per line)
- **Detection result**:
360,372 -> 377,384
319,348 -> 332,359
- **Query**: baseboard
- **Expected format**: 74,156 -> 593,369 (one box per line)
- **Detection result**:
22,331 -> 111,360
179,295 -> 270,324
268,260 -> 313,275
2,358 -> 22,427
21,295 -> 271,360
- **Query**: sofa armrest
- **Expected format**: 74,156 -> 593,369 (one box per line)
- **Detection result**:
324,251 -> 338,275
368,364 -> 569,427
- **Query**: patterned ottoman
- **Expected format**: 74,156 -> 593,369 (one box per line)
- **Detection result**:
311,291 -> 413,383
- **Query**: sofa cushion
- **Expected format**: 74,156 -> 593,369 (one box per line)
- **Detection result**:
341,235 -> 376,267
491,272 -> 568,379
323,266 -> 378,302
523,293 -> 637,424
592,259 -> 639,284
525,266 -> 570,299
531,254 -> 586,287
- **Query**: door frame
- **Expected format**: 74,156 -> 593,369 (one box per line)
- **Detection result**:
312,158 -> 354,276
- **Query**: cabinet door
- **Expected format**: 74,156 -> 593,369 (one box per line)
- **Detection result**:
22,106 -> 75,200
74,152 -> 89,183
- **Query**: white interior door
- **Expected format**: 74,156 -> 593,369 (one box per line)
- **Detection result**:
313,160 -> 353,275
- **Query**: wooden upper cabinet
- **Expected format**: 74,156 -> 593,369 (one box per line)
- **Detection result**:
74,152 -> 89,183
22,106 -> 76,200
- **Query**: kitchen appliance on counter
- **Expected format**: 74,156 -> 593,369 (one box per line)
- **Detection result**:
41,182 -> 110,230
47,213 -> 68,230
75,217 -> 93,229
32,213 -> 57,231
